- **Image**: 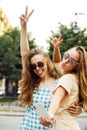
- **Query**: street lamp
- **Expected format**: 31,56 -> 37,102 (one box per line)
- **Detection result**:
73,21 -> 79,33
73,13 -> 87,33
75,13 -> 87,17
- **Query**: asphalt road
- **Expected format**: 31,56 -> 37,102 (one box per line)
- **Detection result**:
76,117 -> 87,130
0,115 -> 87,130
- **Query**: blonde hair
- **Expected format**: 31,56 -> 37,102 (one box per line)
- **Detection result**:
20,49 -> 57,106
76,46 -> 87,110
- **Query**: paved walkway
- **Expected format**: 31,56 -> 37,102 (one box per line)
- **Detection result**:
0,105 -> 25,116
0,99 -> 25,116
0,105 -> 87,118
0,100 -> 87,117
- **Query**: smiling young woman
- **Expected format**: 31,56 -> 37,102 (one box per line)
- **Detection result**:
39,37 -> 87,130
19,6 -> 83,130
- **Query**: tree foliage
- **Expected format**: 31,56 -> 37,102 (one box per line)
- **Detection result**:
47,22 -> 87,59
0,27 -> 37,81
0,28 -> 20,80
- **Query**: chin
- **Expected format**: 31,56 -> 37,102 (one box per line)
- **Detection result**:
61,65 -> 65,69
41,74 -> 47,79
39,74 -> 44,78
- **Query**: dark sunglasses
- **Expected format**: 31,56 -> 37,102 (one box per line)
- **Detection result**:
30,61 -> 44,70
63,53 -> 78,65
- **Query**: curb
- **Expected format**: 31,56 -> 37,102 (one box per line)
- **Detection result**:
0,111 -> 25,116
0,112 -> 87,117
0,105 -> 87,117
0,105 -> 25,116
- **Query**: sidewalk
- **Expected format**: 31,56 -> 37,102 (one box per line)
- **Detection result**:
0,101 -> 87,117
0,105 -> 25,116
0,99 -> 25,116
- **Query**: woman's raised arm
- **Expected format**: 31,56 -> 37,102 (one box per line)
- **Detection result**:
19,6 -> 34,72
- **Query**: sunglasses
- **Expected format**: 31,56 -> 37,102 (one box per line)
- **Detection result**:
30,61 -> 44,70
63,53 -> 78,65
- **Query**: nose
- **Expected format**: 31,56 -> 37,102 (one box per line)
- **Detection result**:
63,59 -> 69,64
35,66 -> 40,70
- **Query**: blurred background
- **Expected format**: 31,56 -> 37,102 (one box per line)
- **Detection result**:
0,1 -> 87,130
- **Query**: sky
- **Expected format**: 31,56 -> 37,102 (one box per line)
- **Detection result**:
1,0 -> 87,50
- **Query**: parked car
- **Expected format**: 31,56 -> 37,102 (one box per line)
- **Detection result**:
0,87 -> 5,96
17,87 -> 20,95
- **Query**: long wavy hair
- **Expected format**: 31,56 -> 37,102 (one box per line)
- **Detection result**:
75,46 -> 87,110
20,49 -> 58,106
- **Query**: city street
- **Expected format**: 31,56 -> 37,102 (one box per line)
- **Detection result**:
77,117 -> 87,130
0,115 -> 22,130
0,115 -> 87,130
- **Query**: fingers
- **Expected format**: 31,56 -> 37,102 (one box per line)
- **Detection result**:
25,6 -> 34,17
58,34 -> 62,40
66,103 -> 77,112
19,14 -> 25,19
24,6 -> 34,22
51,36 -> 63,47
20,6 -> 34,24
20,15 -> 26,22
28,9 -> 34,20
74,101 -> 79,106
25,6 -> 28,16
51,38 -> 58,44
58,34 -> 63,42
40,117 -> 52,126
66,102 -> 82,116
66,107 -> 78,116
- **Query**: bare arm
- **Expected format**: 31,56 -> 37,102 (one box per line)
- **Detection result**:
51,35 -> 63,75
53,44 -> 61,63
40,86 -> 67,126
48,86 -> 67,115
52,35 -> 62,62
19,6 -> 34,72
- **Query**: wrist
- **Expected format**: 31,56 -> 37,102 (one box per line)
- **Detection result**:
48,112 -> 54,119
54,46 -> 59,50
48,112 -> 56,124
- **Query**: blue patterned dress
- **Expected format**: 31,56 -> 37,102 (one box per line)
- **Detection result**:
20,80 -> 58,130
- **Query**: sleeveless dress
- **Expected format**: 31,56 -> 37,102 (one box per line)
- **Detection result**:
20,80 -> 58,130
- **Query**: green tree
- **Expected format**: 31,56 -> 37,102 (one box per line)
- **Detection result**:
0,27 -> 37,96
47,22 -> 87,59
